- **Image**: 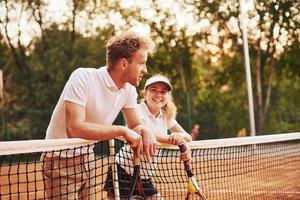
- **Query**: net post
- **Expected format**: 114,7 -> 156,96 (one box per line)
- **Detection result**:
109,139 -> 120,200
239,0 -> 256,136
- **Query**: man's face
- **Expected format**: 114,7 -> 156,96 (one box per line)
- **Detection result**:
125,49 -> 148,86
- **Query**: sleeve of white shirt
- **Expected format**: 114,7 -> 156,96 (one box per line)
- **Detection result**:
167,119 -> 178,129
136,104 -> 145,120
123,86 -> 138,108
64,68 -> 89,107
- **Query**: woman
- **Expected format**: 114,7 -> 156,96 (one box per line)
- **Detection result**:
105,74 -> 192,199
137,74 -> 192,144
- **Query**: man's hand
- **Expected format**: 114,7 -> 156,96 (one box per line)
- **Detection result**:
123,127 -> 143,155
140,128 -> 157,163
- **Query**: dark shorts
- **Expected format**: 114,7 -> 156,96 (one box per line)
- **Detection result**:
103,163 -> 158,198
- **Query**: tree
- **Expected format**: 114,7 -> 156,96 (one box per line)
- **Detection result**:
182,0 -> 300,134
1,0 -> 299,139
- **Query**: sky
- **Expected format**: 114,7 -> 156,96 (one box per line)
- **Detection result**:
3,0 -> 288,58
0,0 -> 153,46
0,0 -> 252,45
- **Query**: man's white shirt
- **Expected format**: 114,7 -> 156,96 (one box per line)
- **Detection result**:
46,66 -> 137,140
45,67 -> 137,156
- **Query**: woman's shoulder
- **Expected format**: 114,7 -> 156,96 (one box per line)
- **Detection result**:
136,102 -> 151,117
136,102 -> 145,112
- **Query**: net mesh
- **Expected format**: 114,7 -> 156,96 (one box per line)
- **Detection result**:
0,133 -> 300,200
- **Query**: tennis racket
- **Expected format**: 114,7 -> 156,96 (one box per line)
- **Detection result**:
128,153 -> 145,200
178,143 -> 207,200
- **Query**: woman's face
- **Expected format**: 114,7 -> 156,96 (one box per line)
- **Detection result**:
144,82 -> 170,111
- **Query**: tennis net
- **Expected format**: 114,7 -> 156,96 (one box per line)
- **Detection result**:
0,132 -> 299,199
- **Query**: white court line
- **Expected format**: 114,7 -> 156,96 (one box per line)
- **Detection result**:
208,190 -> 300,194
165,188 -> 300,194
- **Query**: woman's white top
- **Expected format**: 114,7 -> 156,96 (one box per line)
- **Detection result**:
116,102 -> 178,178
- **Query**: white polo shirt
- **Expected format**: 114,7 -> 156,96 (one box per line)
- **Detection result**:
46,66 -> 138,139
116,102 -> 178,178
137,102 -> 177,134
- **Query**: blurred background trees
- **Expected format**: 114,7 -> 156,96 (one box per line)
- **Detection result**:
0,0 -> 299,140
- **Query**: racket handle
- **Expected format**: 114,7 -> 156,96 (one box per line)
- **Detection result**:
133,153 -> 141,166
178,143 -> 193,176
178,142 -> 187,153
128,153 -> 141,199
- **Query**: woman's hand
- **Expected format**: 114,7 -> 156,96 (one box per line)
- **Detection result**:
168,132 -> 186,145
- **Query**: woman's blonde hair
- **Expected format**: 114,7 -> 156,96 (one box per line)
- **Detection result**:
161,94 -> 177,120
141,75 -> 177,120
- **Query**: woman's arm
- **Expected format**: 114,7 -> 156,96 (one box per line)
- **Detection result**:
169,124 -> 192,142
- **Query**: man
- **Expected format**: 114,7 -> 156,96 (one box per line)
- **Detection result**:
42,31 -> 157,199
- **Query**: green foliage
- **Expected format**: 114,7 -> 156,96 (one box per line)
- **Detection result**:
2,25 -> 107,139
0,42 -> 10,69
192,54 -> 249,139
266,76 -> 300,133
265,43 -> 300,133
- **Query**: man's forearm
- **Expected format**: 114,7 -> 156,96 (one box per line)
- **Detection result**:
66,122 -> 126,140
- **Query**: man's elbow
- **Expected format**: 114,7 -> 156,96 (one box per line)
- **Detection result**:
66,123 -> 81,138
